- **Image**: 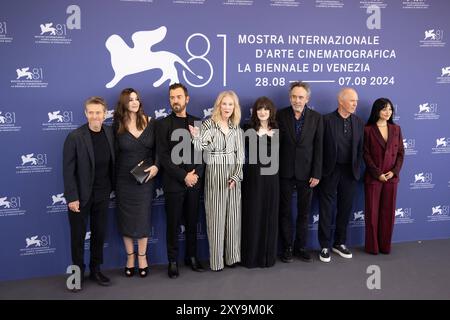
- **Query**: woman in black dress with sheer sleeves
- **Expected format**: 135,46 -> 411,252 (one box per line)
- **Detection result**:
241,97 -> 279,268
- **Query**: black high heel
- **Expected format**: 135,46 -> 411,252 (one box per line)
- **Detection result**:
124,252 -> 135,277
138,253 -> 148,278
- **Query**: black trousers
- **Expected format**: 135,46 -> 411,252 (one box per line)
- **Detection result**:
279,178 -> 312,251
164,188 -> 201,262
318,163 -> 357,249
68,194 -> 109,273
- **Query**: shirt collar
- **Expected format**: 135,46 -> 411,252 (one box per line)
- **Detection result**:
335,109 -> 351,121
292,105 -> 307,119
213,118 -> 235,129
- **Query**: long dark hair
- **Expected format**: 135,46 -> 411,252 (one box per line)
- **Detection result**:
367,97 -> 395,125
250,96 -> 278,131
113,88 -> 147,134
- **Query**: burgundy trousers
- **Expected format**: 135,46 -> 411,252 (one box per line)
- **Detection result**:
364,182 -> 398,254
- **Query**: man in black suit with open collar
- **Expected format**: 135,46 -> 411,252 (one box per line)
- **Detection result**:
156,83 -> 205,278
277,81 -> 323,263
63,96 -> 115,291
318,87 -> 364,263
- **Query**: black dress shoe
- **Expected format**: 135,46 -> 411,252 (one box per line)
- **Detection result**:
69,282 -> 83,293
295,248 -> 312,262
185,257 -> 205,272
280,247 -> 294,263
168,262 -> 179,279
89,271 -> 111,286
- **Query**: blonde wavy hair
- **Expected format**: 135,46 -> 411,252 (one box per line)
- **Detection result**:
210,90 -> 241,127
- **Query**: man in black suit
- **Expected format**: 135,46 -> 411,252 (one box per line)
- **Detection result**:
318,88 -> 364,263
277,81 -> 323,263
63,96 -> 115,291
156,83 -> 205,279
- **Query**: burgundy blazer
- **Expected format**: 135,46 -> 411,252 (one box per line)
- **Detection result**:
363,123 -> 404,184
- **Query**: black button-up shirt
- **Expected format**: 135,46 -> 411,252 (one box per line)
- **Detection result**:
334,110 -> 353,164
292,106 -> 307,141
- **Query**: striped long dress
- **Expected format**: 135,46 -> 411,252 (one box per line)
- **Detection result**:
193,118 -> 244,271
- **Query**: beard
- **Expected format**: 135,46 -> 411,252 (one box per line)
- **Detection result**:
171,103 -> 186,114
292,104 -> 305,112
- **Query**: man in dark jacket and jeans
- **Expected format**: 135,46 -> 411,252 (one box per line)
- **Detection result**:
63,96 -> 115,291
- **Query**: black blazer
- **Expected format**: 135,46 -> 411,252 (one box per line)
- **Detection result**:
276,106 -> 323,181
156,112 -> 205,193
63,124 -> 115,207
322,110 -> 364,180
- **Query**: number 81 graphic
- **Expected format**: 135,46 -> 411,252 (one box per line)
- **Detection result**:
182,33 -> 227,87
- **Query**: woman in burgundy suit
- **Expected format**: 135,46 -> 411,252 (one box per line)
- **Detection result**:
363,98 -> 404,254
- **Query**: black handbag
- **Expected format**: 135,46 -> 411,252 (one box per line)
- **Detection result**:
130,159 -> 152,185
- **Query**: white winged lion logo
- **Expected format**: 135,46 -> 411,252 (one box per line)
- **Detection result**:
105,26 -> 203,88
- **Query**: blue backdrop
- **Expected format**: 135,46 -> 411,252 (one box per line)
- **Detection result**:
1,0 -> 449,281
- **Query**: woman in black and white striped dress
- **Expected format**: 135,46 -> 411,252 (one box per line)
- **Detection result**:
189,91 -> 244,271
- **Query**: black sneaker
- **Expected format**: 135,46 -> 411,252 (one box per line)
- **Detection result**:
332,244 -> 352,259
319,248 -> 331,263
295,248 -> 312,263
280,247 -> 294,263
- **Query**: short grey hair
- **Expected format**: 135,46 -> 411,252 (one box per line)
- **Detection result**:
289,81 -> 311,97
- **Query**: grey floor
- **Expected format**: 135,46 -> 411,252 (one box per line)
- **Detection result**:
1,239 -> 449,300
